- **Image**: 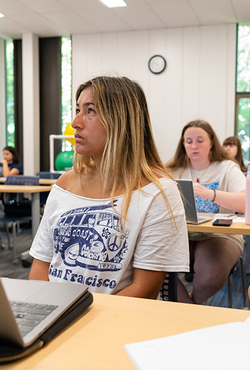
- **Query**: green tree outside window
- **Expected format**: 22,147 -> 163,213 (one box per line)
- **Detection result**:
236,24 -> 250,166
4,37 -> 72,152
5,39 -> 15,147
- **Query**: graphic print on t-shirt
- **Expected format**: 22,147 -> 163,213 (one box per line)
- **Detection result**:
52,201 -> 129,274
195,181 -> 220,213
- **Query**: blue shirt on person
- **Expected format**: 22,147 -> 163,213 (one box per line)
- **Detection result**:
0,162 -> 23,176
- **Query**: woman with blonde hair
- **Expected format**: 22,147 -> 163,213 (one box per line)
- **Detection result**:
223,136 -> 247,172
29,76 -> 189,299
167,119 -> 246,304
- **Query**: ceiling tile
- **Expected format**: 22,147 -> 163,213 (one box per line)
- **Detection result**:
189,0 -> 237,25
231,0 -> 250,22
57,0 -> 106,11
152,1 -> 200,28
77,8 -> 132,33
0,0 -> 249,39
122,0 -> 146,5
44,11 -> 99,34
0,0 -> 33,16
18,0 -> 69,13
144,0 -> 180,3
0,17 -> 30,38
9,13 -> 68,37
113,4 -> 165,29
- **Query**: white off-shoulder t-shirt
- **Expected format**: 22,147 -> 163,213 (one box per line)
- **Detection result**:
30,178 -> 189,294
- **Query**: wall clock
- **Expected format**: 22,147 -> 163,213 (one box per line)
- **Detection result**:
148,55 -> 167,74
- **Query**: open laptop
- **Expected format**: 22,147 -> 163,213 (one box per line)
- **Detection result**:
176,179 -> 213,224
0,278 -> 92,348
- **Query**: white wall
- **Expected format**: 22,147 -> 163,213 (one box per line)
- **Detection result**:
72,24 -> 237,163
22,33 -> 40,175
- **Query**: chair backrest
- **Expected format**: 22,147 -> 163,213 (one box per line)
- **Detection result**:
3,176 -> 39,217
159,272 -> 178,302
36,171 -> 61,180
5,175 -> 39,186
36,172 -> 60,207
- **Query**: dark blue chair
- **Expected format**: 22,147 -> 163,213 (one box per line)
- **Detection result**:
36,172 -> 61,209
0,175 -> 39,263
36,171 -> 61,180
228,256 -> 246,308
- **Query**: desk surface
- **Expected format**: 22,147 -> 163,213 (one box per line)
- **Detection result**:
2,293 -> 250,370
38,179 -> 57,185
187,215 -> 250,235
0,185 -> 52,193
0,177 -> 56,185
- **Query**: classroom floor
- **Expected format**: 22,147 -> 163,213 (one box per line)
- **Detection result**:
0,222 -> 32,280
1,224 -> 250,310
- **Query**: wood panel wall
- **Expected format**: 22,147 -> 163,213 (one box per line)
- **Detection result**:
72,24 -> 237,163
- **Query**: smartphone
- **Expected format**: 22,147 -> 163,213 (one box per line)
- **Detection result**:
212,219 -> 232,227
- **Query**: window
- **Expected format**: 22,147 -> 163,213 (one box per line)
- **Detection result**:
236,24 -> 250,166
5,39 -> 15,146
236,94 -> 250,165
4,37 -> 72,151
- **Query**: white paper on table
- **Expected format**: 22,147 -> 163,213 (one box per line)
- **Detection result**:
233,216 -> 246,223
212,213 -> 238,220
124,316 -> 250,370
212,214 -> 246,223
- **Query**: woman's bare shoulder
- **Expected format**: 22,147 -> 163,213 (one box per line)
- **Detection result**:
56,169 -> 78,191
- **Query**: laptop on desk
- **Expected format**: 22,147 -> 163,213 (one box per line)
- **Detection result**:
176,179 -> 213,225
0,278 -> 93,348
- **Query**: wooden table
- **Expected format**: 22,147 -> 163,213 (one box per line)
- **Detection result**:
38,178 -> 57,185
0,184 -> 52,238
187,214 -> 250,235
1,293 -> 250,370
0,177 -> 57,185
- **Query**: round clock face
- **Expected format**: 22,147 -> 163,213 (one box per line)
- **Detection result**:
148,55 -> 166,74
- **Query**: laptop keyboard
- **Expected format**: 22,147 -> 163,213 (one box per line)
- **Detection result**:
10,301 -> 58,337
197,215 -> 212,223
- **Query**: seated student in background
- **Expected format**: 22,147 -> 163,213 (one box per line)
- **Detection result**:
28,76 -> 189,299
223,136 -> 247,172
166,119 -> 246,304
0,146 -> 23,177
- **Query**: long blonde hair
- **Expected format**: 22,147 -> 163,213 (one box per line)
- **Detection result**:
74,76 -> 173,221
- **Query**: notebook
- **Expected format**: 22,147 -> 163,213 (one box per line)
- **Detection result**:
176,179 -> 213,224
0,278 -> 92,348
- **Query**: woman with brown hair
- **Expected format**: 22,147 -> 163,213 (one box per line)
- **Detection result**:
0,146 -> 23,177
223,136 -> 247,172
167,119 -> 246,304
28,76 -> 189,299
